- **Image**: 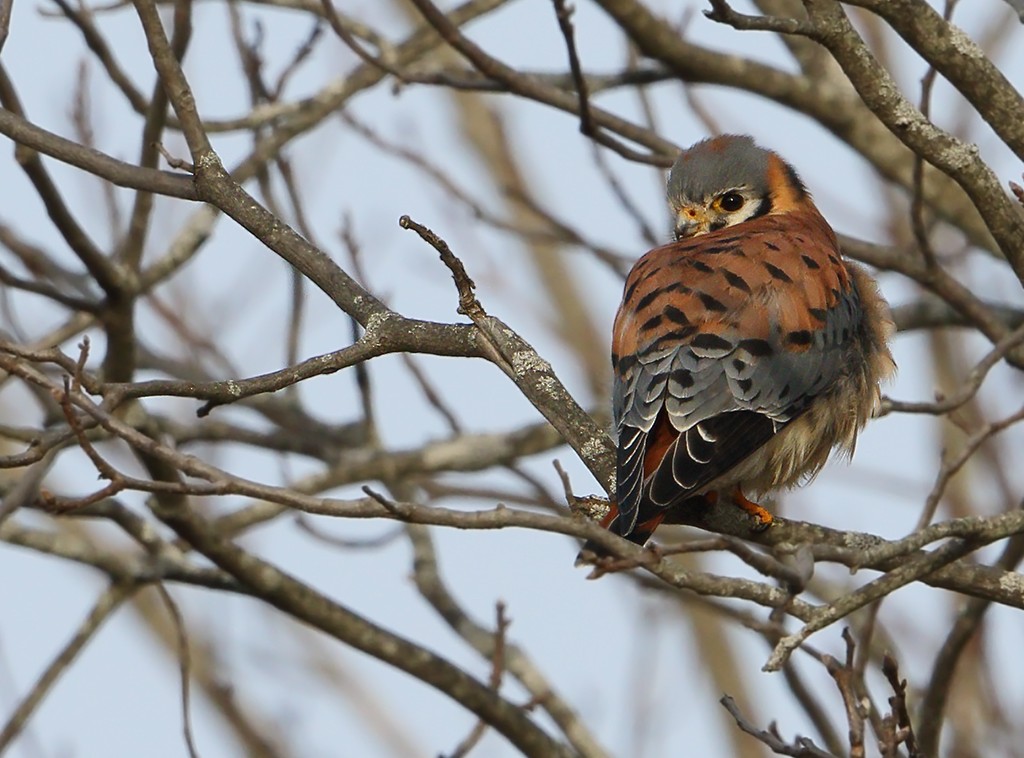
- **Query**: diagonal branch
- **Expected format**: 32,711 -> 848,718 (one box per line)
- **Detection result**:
406,0 -> 676,164
798,0 -> 1024,280
0,583 -> 136,753
846,0 -> 1024,163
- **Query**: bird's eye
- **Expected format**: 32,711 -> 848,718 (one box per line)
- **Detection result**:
719,192 -> 745,212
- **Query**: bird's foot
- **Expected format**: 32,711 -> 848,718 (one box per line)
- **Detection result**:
731,487 -> 773,531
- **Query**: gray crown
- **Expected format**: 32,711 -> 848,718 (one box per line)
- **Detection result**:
667,135 -> 772,204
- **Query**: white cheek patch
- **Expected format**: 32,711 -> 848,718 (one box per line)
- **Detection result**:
721,196 -> 766,227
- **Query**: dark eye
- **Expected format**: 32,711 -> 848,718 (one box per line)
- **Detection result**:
719,192 -> 744,212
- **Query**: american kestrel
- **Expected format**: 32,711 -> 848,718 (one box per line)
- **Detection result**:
582,135 -> 895,556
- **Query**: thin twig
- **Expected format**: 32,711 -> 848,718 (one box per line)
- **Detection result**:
719,695 -> 836,757
0,448 -> 58,526
881,654 -> 921,757
156,142 -> 195,172
399,215 -> 485,319
0,584 -> 135,752
881,320 -> 1024,416
406,0 -> 673,165
320,1 -> 405,82
765,534 -> 989,671
823,630 -> 865,758
908,0 -> 959,268
405,525 -> 610,757
1011,177 -> 1024,206
270,20 -> 323,100
551,0 -> 594,136
705,0 -> 815,34
916,521 -> 1024,755
295,515 -> 405,549
446,602 -> 511,758
338,216 -> 379,441
155,585 -> 201,758
917,404 -> 1024,529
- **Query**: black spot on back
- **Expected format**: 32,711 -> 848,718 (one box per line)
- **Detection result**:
721,269 -> 752,293
763,262 -> 793,283
616,354 -> 638,374
694,244 -> 733,256
671,369 -> 694,388
632,256 -> 654,272
698,291 -> 728,312
801,254 -> 820,269
786,330 -> 813,346
691,333 -> 732,351
635,287 -> 665,311
654,326 -> 699,346
664,281 -> 693,295
738,338 -> 773,356
641,314 -> 663,332
690,259 -> 714,273
664,305 -> 690,325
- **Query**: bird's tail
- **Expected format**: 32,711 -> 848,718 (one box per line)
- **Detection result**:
575,505 -> 666,565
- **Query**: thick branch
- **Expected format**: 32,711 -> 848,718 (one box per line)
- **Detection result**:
0,98 -> 197,199
847,0 -> 1024,162
801,0 -> 1024,279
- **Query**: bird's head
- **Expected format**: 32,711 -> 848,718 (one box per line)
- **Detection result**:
667,135 -> 809,240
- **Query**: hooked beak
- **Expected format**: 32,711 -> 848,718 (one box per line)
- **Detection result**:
674,207 -> 710,239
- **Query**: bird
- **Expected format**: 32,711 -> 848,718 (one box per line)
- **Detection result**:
580,135 -> 896,559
